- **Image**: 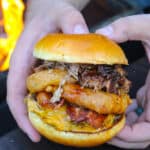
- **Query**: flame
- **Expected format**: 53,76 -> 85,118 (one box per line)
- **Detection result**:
0,0 -> 24,71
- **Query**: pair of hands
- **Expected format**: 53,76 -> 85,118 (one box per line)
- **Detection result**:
7,0 -> 150,149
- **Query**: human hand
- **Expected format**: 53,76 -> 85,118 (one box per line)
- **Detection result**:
7,0 -> 89,142
96,14 -> 150,149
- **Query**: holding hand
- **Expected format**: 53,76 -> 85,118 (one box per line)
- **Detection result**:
7,0 -> 89,142
96,15 -> 150,149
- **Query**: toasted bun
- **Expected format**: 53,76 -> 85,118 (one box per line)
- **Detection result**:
34,34 -> 128,65
26,96 -> 125,147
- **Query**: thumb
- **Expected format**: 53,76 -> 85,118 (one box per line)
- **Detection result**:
145,83 -> 150,122
136,85 -> 146,108
57,5 -> 89,34
96,15 -> 150,43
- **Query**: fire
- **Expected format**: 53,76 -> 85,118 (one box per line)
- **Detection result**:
0,0 -> 24,71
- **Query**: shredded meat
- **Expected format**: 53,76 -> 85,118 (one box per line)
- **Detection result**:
68,64 -> 79,80
34,61 -> 131,95
67,104 -> 106,129
78,64 -> 131,94
51,74 -> 70,103
33,61 -> 131,128
36,92 -> 64,109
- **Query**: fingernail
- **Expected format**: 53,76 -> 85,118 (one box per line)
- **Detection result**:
73,24 -> 88,34
96,25 -> 113,37
126,100 -> 138,113
29,136 -> 34,142
27,133 -> 35,142
28,134 -> 41,142
107,140 -> 113,144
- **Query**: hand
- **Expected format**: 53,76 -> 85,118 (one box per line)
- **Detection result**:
96,15 -> 150,149
7,0 -> 89,142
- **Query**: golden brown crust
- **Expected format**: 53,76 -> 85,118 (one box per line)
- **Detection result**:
34,34 -> 128,65
27,69 -> 131,114
63,84 -> 131,114
26,69 -> 75,93
27,97 -> 125,147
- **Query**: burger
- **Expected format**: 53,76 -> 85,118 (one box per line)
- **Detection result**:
25,34 -> 131,147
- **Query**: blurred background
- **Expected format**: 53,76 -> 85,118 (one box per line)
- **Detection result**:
0,0 -> 150,149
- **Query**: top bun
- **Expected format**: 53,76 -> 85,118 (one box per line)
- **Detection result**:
34,34 -> 128,65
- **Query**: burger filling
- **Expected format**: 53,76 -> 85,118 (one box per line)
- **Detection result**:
31,61 -> 131,130
34,61 -> 131,95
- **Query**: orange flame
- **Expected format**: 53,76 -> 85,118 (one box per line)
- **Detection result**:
0,0 -> 24,71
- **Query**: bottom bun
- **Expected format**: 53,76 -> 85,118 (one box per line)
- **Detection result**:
27,96 -> 125,147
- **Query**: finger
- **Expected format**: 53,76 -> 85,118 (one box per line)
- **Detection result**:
136,86 -> 146,108
145,70 -> 150,84
126,111 -> 138,125
143,71 -> 150,121
117,122 -> 150,142
7,28 -> 41,141
57,4 -> 89,34
108,137 -> 150,149
137,113 -> 146,122
136,84 -> 150,122
96,14 -> 150,43
7,95 -> 41,142
143,41 -> 150,62
7,20 -> 54,142
126,99 -> 138,114
145,87 -> 150,121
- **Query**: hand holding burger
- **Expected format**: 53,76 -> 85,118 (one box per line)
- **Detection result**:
25,34 -> 131,147
96,14 -> 150,149
7,0 -> 89,142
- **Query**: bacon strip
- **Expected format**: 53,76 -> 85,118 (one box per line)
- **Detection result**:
67,105 -> 106,129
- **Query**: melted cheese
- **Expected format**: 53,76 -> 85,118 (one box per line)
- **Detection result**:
28,98 -> 116,133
